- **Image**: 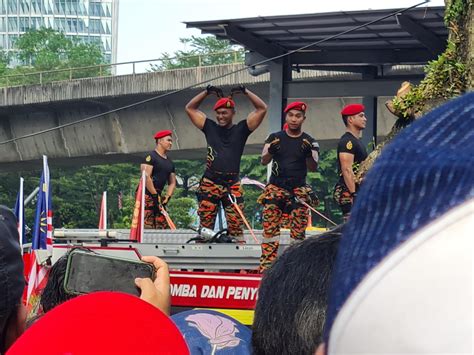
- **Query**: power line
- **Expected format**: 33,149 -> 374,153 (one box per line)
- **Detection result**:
0,1 -> 429,146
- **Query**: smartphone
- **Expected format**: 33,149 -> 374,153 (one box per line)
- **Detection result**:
64,250 -> 155,297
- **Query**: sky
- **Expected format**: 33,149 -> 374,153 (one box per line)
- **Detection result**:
116,0 -> 444,73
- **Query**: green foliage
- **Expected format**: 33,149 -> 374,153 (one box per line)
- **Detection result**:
0,28 -> 107,87
173,159 -> 206,196
392,0 -> 468,118
149,35 -> 244,71
166,197 -> 198,228
445,0 -> 467,26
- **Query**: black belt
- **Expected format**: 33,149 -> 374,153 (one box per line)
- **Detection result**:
270,176 -> 306,191
203,170 -> 239,187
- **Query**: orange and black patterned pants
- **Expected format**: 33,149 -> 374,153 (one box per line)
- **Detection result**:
333,183 -> 353,217
196,177 -> 244,240
144,194 -> 169,229
257,184 -> 316,272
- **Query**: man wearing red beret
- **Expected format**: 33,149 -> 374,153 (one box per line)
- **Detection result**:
258,101 -> 320,272
333,103 -> 368,221
140,130 -> 176,229
185,85 -> 267,241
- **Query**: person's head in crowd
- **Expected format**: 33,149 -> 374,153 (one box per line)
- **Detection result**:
252,226 -> 342,355
8,292 -> 189,355
172,309 -> 252,354
318,92 -> 474,354
40,247 -> 92,313
0,206 -> 26,354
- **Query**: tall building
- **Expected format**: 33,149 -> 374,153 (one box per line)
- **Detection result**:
0,0 -> 119,64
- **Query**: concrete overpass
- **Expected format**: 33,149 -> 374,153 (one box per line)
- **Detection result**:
0,63 -> 421,171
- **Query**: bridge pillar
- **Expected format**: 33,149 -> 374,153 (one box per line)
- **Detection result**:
267,58 -> 292,133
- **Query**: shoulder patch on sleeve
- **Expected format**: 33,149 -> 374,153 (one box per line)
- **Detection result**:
346,141 -> 353,150
145,155 -> 152,162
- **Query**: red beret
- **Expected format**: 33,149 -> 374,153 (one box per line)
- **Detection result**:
213,98 -> 235,111
154,130 -> 172,139
284,101 -> 307,113
341,104 -> 365,116
8,292 -> 189,355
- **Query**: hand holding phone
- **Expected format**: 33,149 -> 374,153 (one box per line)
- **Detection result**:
64,251 -> 155,297
135,256 -> 170,315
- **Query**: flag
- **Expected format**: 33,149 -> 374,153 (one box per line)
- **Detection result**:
130,171 -> 146,242
31,156 -> 53,252
98,191 -> 107,230
14,177 -> 26,252
27,155 -> 52,307
241,176 -> 266,189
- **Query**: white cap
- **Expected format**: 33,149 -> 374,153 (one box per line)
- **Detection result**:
328,198 -> 473,354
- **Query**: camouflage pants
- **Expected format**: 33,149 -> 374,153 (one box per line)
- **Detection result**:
257,184 -> 316,271
196,177 -> 244,240
333,183 -> 353,217
144,194 -> 169,229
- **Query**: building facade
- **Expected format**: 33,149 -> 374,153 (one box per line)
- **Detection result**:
0,0 -> 118,64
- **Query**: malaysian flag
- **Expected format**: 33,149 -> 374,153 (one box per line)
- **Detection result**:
31,156 -> 53,251
27,155 -> 52,306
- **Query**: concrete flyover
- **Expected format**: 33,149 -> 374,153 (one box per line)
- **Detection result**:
0,63 -> 419,171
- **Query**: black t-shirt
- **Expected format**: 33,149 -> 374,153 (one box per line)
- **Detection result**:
266,131 -> 319,181
201,118 -> 252,175
337,132 -> 368,184
142,151 -> 175,193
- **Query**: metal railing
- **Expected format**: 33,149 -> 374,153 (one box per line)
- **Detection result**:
0,50 -> 245,88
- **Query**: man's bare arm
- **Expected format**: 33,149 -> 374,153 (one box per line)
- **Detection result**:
306,150 -> 319,172
261,143 -> 273,165
166,173 -> 177,198
140,164 -> 157,194
185,90 -> 207,130
339,153 -> 356,193
245,89 -> 268,131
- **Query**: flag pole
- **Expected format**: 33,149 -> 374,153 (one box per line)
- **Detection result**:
139,171 -> 146,243
18,177 -> 24,254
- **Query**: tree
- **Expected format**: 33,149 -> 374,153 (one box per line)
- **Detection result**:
149,35 -> 244,71
0,28 -> 107,86
356,0 -> 472,181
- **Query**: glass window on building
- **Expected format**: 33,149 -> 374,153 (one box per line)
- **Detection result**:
8,0 -> 18,14
0,17 -> 5,32
19,17 -> 30,32
77,19 -> 85,33
105,2 -> 111,17
19,0 -> 29,15
8,17 -> 18,32
0,34 -> 6,49
8,33 -> 18,49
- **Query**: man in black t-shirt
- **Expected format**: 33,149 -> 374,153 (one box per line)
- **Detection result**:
140,130 -> 177,229
185,85 -> 267,241
333,104 -> 368,221
258,101 -> 320,272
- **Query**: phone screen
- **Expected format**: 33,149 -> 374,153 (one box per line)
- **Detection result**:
64,251 -> 155,297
